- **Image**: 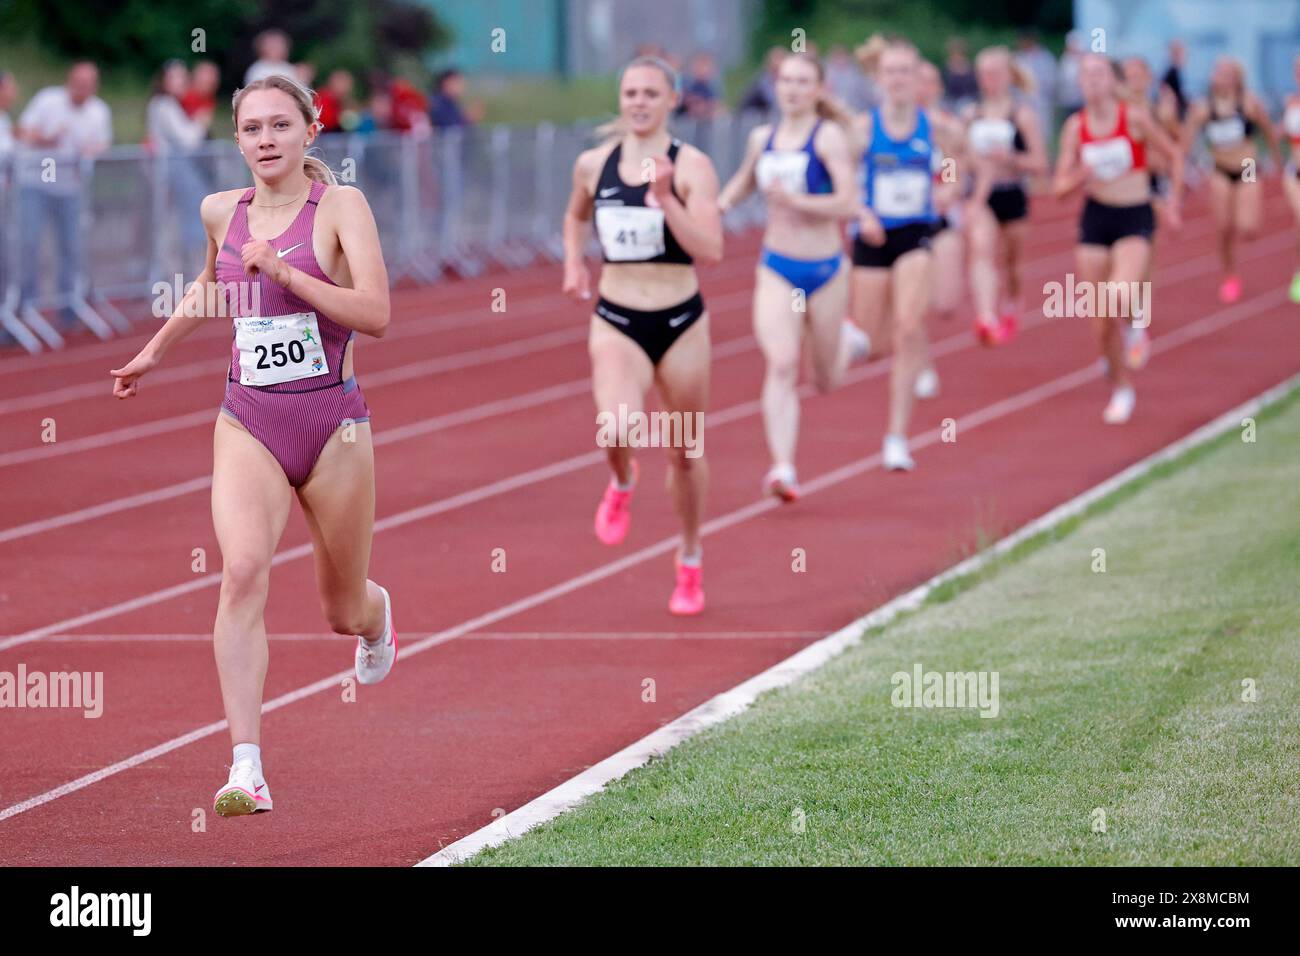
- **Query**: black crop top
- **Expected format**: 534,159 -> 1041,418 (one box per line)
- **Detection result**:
592,139 -> 693,265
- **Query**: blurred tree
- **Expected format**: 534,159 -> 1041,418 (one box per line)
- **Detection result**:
0,0 -> 448,90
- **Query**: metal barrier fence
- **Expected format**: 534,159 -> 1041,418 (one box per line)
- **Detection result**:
0,113 -> 770,355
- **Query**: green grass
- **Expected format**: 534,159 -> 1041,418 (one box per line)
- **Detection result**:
470,389 -> 1300,865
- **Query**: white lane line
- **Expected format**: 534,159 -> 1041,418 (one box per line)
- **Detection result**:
0,218 -> 1269,545
0,284 -> 1287,651
0,284 -> 760,470
0,207 -> 1166,458
0,330 -> 760,547
37,630 -> 826,643
417,370 -> 1300,866
1,301 -> 1291,827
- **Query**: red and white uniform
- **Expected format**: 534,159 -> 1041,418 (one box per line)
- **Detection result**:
1077,100 -> 1147,183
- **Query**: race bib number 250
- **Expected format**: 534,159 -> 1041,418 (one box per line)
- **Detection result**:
235,313 -> 330,387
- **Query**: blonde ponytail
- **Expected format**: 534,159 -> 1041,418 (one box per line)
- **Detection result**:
303,154 -> 338,185
855,33 -> 918,79
976,46 -> 1036,95
855,34 -> 889,76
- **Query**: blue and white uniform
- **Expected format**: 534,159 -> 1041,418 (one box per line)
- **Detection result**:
852,106 -> 937,268
755,120 -> 843,296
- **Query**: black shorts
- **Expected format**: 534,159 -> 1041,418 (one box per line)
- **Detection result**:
851,222 -> 933,269
1214,165 -> 1246,184
595,292 -> 705,366
1149,172 -> 1169,199
933,214 -> 951,234
1079,198 -> 1155,247
988,184 -> 1028,223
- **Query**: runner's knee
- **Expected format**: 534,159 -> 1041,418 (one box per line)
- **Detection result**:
219,555 -> 271,605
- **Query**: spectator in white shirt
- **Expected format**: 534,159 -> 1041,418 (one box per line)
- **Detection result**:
0,70 -> 16,161
244,29 -> 295,86
148,59 -> 212,267
15,61 -> 112,321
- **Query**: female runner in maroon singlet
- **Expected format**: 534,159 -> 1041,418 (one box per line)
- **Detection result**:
111,75 -> 398,817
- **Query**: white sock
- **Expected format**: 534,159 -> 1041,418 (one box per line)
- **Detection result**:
614,471 -> 636,492
233,743 -> 262,775
362,591 -> 390,647
679,548 -> 703,568
842,320 -> 870,362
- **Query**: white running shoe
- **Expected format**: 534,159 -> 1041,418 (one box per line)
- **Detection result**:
842,319 -> 870,363
914,367 -> 940,399
1102,386 -> 1136,425
882,433 -> 915,472
764,463 -> 800,503
213,760 -> 272,816
1124,325 -> 1151,370
354,585 -> 398,685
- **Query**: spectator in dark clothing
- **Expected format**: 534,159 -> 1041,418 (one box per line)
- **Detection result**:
942,37 -> 978,104
677,53 -> 721,119
430,69 -> 471,129
1161,39 -> 1188,120
738,46 -> 786,114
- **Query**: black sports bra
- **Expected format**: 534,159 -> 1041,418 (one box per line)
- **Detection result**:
592,140 -> 693,266
1206,97 -> 1256,146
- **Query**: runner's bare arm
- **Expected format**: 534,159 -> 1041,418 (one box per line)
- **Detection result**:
1135,108 -> 1185,206
717,125 -> 767,212
562,149 -> 600,300
262,186 -> 390,338
1052,114 -> 1087,199
1180,100 -> 1209,156
110,190 -> 237,395
1245,93 -> 1283,168
655,146 -> 724,264
930,110 -> 966,213
1013,104 -> 1049,177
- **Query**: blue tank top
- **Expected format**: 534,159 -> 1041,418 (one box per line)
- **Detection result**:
861,107 -> 936,230
756,120 -> 833,195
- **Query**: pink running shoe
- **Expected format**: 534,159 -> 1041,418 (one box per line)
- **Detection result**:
997,309 -> 1020,344
1219,275 -> 1242,304
669,558 -> 705,616
594,460 -> 637,545
974,315 -> 1000,346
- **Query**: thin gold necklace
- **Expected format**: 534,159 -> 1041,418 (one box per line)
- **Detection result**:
252,186 -> 310,208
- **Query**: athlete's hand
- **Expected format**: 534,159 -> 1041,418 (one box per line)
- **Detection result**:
1164,200 -> 1183,231
240,239 -> 291,286
857,209 -> 886,247
646,155 -> 675,202
562,258 -> 592,302
762,180 -> 792,209
110,349 -> 160,399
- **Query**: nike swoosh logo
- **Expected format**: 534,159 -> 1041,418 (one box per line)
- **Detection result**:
276,243 -> 304,258
254,784 -> 265,793
599,187 -> 619,197
667,312 -> 692,327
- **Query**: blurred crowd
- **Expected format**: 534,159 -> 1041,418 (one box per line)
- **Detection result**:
0,29 -> 488,342
0,26 -> 1258,347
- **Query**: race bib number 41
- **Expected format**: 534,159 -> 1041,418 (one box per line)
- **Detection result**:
235,313 -> 330,387
596,205 -> 666,261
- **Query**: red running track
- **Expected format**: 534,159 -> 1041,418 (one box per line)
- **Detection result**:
0,193 -> 1297,865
